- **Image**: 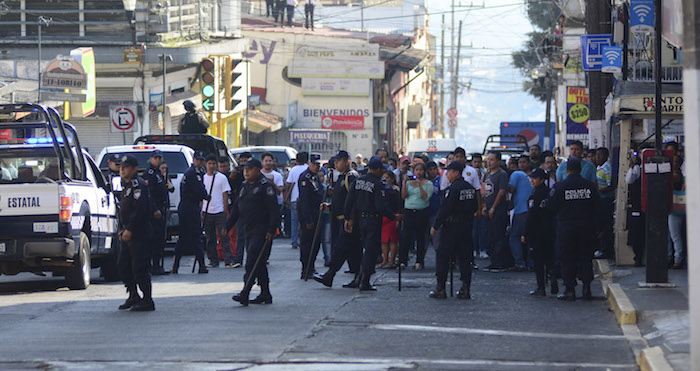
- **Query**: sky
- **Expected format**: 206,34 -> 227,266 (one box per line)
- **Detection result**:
315,0 -> 547,153
427,0 -> 547,153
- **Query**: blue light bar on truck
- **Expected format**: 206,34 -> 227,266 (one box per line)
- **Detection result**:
26,137 -> 64,144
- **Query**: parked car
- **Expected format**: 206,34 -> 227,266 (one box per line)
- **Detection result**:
96,144 -> 194,240
0,104 -> 120,289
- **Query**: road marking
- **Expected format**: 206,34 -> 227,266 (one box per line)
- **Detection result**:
370,324 -> 628,341
289,357 -> 636,369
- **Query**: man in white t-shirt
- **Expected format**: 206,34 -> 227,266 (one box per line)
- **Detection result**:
202,155 -> 233,268
262,152 -> 285,205
285,152 -> 309,249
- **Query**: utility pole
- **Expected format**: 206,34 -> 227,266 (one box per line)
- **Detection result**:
448,0 -> 455,138
36,16 -> 51,102
682,0 -> 700,368
585,0 -> 612,149
544,74 -> 552,150
159,54 -> 172,134
440,14 -> 445,137
449,20 -> 462,139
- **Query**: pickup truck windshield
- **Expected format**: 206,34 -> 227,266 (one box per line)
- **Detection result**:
0,147 -> 73,183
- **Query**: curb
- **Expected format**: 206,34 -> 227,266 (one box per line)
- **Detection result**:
638,346 -> 674,371
607,283 -> 637,325
595,258 -> 612,279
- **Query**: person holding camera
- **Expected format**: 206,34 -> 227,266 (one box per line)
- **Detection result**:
399,162 -> 433,270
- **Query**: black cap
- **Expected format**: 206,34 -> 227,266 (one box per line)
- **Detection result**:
368,156 -> 383,170
150,149 -> 163,158
245,158 -> 262,169
446,161 -> 465,173
310,153 -> 322,164
335,150 -> 350,160
183,100 -> 196,111
120,155 -> 138,167
529,168 -> 547,179
239,152 -> 252,159
194,151 -> 206,160
108,154 -> 121,163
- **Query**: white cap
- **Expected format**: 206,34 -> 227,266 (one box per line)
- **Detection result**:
356,153 -> 363,159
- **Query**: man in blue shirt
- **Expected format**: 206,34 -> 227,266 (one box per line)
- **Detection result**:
508,156 -> 533,270
556,140 -> 597,183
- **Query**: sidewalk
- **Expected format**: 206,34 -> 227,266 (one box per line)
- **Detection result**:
598,259 -> 689,370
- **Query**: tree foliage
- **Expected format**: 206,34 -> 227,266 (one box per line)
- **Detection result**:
512,1 -> 561,101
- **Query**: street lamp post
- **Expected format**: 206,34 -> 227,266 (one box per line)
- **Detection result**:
36,16 -> 52,102
159,54 -> 173,134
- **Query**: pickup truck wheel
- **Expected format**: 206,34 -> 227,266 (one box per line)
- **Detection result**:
66,232 -> 91,290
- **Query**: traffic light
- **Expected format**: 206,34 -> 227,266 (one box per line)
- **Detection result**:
224,58 -> 244,111
200,58 -> 216,112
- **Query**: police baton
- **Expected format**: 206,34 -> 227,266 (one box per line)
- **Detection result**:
304,209 -> 325,281
239,237 -> 274,306
450,259 -> 455,297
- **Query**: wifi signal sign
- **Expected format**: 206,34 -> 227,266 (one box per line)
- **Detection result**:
601,46 -> 622,73
630,0 -> 655,33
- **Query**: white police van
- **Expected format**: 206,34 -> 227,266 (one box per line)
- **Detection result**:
0,104 -> 120,289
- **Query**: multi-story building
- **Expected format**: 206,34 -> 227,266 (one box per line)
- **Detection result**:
0,0 -> 247,155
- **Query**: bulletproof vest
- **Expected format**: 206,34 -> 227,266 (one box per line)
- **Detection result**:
181,112 -> 207,134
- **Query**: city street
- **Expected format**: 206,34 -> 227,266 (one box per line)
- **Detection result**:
0,238 -> 637,371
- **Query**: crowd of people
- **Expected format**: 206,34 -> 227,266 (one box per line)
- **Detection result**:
112,138 -> 687,310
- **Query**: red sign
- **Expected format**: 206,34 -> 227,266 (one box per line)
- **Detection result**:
447,107 -> 458,119
0,129 -> 11,140
321,115 -> 364,130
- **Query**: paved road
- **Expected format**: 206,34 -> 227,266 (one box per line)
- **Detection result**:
0,238 -> 637,370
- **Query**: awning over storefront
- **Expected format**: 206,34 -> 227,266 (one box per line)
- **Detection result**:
612,81 -> 684,120
247,109 -> 283,134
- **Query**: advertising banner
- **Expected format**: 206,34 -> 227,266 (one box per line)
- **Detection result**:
288,60 -> 384,79
566,87 -> 590,146
321,115 -> 364,130
302,78 -> 369,96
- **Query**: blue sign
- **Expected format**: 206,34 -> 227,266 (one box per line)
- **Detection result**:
601,46 -> 623,73
149,93 -> 162,112
289,129 -> 330,144
630,0 -> 654,33
580,34 -> 613,71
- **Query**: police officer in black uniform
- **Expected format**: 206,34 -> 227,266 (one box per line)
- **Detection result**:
144,150 -> 169,275
107,154 -> 121,179
171,152 -> 210,274
313,150 -> 361,288
549,157 -> 601,301
117,155 -> 155,311
343,156 -> 395,291
429,161 -> 478,299
298,154 -> 325,279
226,158 -> 279,306
521,168 -> 558,297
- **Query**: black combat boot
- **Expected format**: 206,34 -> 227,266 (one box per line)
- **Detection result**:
131,282 -> 155,311
232,290 -> 250,306
557,288 -> 576,301
456,281 -> 471,300
429,283 -> 447,299
313,270 -> 335,287
118,284 -> 141,310
582,282 -> 592,300
196,253 -> 209,274
529,287 -> 546,297
250,282 -> 273,304
358,273 -> 376,291
170,255 -> 180,274
342,274 -> 360,288
550,279 -> 559,295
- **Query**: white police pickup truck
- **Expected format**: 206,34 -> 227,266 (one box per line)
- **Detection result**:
0,104 -> 120,289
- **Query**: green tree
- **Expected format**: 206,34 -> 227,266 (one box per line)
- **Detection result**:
512,1 -> 560,101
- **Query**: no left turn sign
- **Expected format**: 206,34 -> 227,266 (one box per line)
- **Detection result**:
110,105 -> 139,133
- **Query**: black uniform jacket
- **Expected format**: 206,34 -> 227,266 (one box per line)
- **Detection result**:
226,175 -> 279,235
433,178 -> 478,230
